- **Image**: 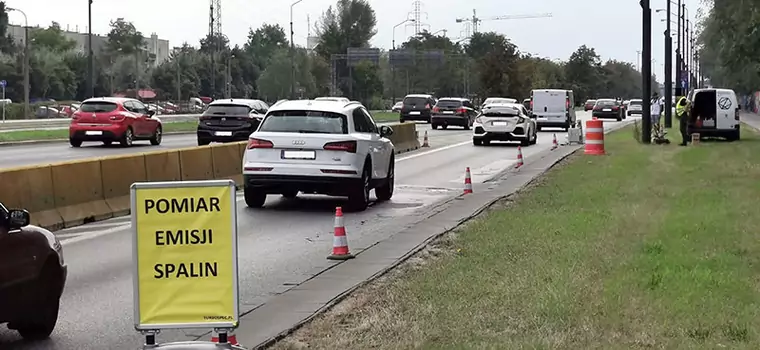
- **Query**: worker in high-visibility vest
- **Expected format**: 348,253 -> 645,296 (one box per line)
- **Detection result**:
675,96 -> 690,146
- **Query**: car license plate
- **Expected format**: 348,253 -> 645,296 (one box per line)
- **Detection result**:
282,150 -> 316,159
443,111 -> 454,114
603,108 -> 612,112
215,131 -> 233,136
410,111 -> 420,115
492,121 -> 508,126
703,120 -> 715,127
85,130 -> 102,135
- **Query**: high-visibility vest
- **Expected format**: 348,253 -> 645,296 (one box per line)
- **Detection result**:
675,97 -> 687,118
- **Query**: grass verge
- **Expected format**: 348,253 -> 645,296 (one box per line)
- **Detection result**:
272,126 -> 760,349
0,121 -> 198,143
373,111 -> 399,123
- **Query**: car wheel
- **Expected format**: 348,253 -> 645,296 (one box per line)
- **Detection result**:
473,138 -> 482,146
244,186 -> 266,208
347,162 -> 371,212
441,125 -> 448,130
120,127 -> 134,147
150,126 -> 162,145
530,127 -> 538,145
375,156 -> 394,201
616,115 -> 622,121
102,140 -> 112,146
520,132 -> 531,146
14,262 -> 61,340
197,139 -> 211,146
281,190 -> 298,199
463,120 -> 471,130
399,118 -> 405,123
69,138 -> 82,148
432,124 -> 438,130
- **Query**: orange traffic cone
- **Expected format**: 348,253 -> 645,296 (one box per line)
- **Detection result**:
463,167 -> 473,194
327,207 -> 354,260
551,134 -> 558,150
515,146 -> 524,168
210,330 -> 240,346
421,130 -> 430,147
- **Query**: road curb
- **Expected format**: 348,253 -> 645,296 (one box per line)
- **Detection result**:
0,131 -> 196,147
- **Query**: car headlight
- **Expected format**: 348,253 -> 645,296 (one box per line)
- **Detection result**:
517,117 -> 525,123
474,117 -> 483,124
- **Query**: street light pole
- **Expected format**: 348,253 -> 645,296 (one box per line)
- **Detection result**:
675,0 -> 682,97
640,0 -> 652,143
8,8 -> 29,119
391,18 -> 414,108
664,0 -> 673,128
88,0 -> 94,98
290,0 -> 304,100
685,12 -> 690,92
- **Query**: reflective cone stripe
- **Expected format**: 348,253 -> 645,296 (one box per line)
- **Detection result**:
584,119 -> 605,155
328,207 -> 354,260
422,130 -> 430,147
463,167 -> 473,194
210,330 -> 240,346
515,146 -> 524,168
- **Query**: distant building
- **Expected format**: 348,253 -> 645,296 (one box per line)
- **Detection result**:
7,24 -> 170,66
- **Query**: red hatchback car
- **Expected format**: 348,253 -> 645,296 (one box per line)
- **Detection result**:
69,97 -> 162,147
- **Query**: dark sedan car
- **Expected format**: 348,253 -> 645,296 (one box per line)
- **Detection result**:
584,99 -> 597,111
0,203 -> 67,340
196,99 -> 268,146
592,99 -> 624,121
431,98 -> 478,130
399,94 -> 436,123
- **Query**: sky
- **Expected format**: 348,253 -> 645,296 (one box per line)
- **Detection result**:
7,0 -> 704,80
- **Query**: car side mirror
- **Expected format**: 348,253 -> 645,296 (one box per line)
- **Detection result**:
379,125 -> 393,137
147,110 -> 156,117
8,209 -> 30,229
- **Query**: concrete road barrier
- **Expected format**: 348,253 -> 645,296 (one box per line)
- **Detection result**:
0,122 -> 420,230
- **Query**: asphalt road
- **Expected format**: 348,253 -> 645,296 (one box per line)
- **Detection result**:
0,112 -> 637,349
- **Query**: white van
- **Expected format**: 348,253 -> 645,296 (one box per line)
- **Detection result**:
530,89 -> 576,131
686,88 -> 740,141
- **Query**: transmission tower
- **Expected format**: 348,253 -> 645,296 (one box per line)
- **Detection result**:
406,0 -> 429,36
208,0 -> 222,98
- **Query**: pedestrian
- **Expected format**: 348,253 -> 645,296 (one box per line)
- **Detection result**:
675,96 -> 690,146
650,92 -> 661,127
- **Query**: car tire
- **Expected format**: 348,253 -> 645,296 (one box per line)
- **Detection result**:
473,138 -> 482,146
530,128 -> 538,145
441,125 -> 448,130
616,115 -> 622,122
120,127 -> 134,147
197,139 -> 210,146
102,140 -> 112,146
69,138 -> 82,148
150,126 -> 162,145
729,129 -> 741,141
281,190 -> 298,199
347,161 -> 371,212
399,118 -> 405,123
14,261 -> 61,340
375,156 -> 394,201
432,124 -> 438,130
244,186 -> 266,208
521,129 -> 532,146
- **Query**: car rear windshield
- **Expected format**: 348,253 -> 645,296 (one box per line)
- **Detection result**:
205,104 -> 251,116
436,99 -> 463,108
587,100 -> 596,103
80,102 -> 118,113
629,100 -> 643,105
597,100 -> 616,106
259,110 -> 347,134
482,108 -> 519,117
403,97 -> 429,106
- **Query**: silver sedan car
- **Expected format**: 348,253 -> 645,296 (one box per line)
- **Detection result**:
472,103 -> 538,146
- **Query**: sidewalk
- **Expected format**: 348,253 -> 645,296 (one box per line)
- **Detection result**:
741,111 -> 760,130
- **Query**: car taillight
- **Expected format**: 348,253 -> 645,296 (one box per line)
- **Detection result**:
566,99 -> 570,109
457,107 -> 467,114
199,115 -> 212,121
425,104 -> 430,109
247,138 -> 273,149
735,109 -> 740,120
612,106 -> 618,110
323,141 -> 357,153
432,107 -> 440,113
110,115 -> 125,121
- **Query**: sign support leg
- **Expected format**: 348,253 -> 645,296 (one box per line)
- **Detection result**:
142,329 -> 159,348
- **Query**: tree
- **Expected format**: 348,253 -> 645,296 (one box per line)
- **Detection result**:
564,45 -> 603,102
256,48 -> 292,100
29,22 -> 76,52
0,2 -> 17,54
244,24 -> 288,71
465,32 -> 519,98
398,31 -> 467,98
106,18 -> 145,55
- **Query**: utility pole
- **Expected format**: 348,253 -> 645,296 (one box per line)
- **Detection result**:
88,0 -> 94,98
675,0 -> 682,98
640,0 -> 651,143
9,8 -> 30,118
176,55 -> 181,102
664,0 -> 673,128
685,15 -> 690,92
290,0 -> 304,99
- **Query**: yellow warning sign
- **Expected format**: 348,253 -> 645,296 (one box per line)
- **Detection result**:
131,180 -> 238,329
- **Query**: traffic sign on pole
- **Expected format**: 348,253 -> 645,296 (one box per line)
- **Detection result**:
0,80 -> 6,87
131,180 -> 239,331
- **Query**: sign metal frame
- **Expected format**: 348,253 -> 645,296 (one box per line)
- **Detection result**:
130,179 -> 239,331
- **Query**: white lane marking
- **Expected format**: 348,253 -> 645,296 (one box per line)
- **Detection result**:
396,140 -> 472,162
61,223 -> 130,246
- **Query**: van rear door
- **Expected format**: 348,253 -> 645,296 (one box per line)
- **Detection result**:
532,90 -> 566,123
716,89 -> 739,129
